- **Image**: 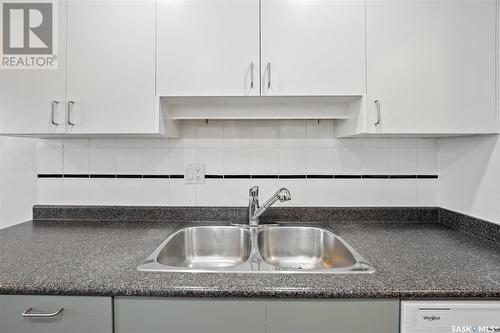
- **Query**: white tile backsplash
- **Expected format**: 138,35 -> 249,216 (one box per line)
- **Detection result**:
36,121 -> 439,207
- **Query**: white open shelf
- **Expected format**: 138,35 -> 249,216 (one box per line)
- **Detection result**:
161,96 -> 362,120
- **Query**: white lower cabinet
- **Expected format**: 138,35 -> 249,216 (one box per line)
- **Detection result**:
114,297 -> 399,333
0,295 -> 112,333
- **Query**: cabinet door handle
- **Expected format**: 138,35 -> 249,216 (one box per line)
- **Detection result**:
266,62 -> 271,89
67,101 -> 75,126
22,307 -> 64,318
250,62 -> 254,89
50,101 -> 59,125
374,100 -> 381,126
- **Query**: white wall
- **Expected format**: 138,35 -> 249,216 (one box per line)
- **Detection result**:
0,137 -> 37,229
439,135 -> 500,224
36,120 -> 439,207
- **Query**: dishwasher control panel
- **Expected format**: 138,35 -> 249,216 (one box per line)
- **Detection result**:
401,301 -> 500,333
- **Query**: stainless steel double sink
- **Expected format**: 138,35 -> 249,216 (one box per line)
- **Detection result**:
138,225 -> 375,274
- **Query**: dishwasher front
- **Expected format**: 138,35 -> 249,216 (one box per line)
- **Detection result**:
401,301 -> 500,333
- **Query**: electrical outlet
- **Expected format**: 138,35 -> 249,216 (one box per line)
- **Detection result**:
184,164 -> 205,184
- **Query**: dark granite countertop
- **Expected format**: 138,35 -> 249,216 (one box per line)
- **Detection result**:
1,206 -> 499,298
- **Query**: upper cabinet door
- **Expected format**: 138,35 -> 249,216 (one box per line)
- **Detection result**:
261,0 -> 366,96
156,0 -> 260,97
366,0 -> 497,134
0,0 -> 66,134
66,0 -> 156,134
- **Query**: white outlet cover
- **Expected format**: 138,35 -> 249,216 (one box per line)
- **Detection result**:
185,164 -> 205,184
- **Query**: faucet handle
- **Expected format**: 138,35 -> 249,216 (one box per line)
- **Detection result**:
249,186 -> 259,198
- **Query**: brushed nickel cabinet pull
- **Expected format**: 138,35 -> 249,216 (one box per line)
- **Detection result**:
22,307 -> 64,318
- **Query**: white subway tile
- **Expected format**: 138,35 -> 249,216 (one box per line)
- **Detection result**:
114,139 -> 142,147
417,179 -> 438,206
89,147 -> 116,174
167,147 -> 196,174
336,138 -> 362,148
142,178 -> 169,206
169,179 -> 196,206
360,179 -> 390,206
142,147 -> 169,175
389,138 -> 417,148
63,138 -> 89,147
63,178 -> 89,205
223,147 -> 252,174
306,179 -> 334,206
389,147 -> 417,174
251,147 -> 279,174
417,147 -> 438,175
89,138 -> 115,148
114,179 -> 142,205
37,179 -> 63,204
196,147 -> 223,174
251,120 -> 279,147
196,120 -> 224,147
333,179 -> 362,206
334,147 -> 362,174
63,147 -> 89,174
168,121 -> 197,147
362,147 -> 390,174
306,120 -> 334,147
223,120 -> 252,147
417,138 -> 438,148
223,179 -> 251,206
279,147 -> 306,174
116,147 -> 142,174
88,179 -> 116,205
307,147 -> 334,174
37,142 -> 62,174
388,179 -> 417,206
278,120 -> 306,147
362,138 -> 389,147
196,180 -> 224,206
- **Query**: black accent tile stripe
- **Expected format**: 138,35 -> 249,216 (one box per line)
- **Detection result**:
38,173 -> 439,180
206,175 -> 224,179
279,175 -> 307,179
417,175 -> 439,179
90,174 -> 116,179
252,175 -> 279,179
362,175 -> 390,179
38,174 -> 64,178
307,175 -> 334,179
64,174 -> 90,178
334,175 -> 362,179
390,175 -> 417,179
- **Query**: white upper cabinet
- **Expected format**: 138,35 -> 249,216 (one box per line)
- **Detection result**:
156,0 -> 260,97
362,0 -> 497,135
66,0 -> 157,134
0,0 -> 66,134
261,0 -> 366,96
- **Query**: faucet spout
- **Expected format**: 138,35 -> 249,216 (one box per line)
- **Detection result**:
249,188 -> 291,225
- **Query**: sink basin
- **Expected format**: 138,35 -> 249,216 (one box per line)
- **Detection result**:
257,226 -> 356,270
138,224 -> 374,274
154,226 -> 251,268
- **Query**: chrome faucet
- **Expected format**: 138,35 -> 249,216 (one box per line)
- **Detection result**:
248,186 -> 291,226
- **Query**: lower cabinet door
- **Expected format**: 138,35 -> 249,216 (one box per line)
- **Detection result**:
0,295 -> 112,333
114,297 -> 266,333
266,300 -> 400,333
